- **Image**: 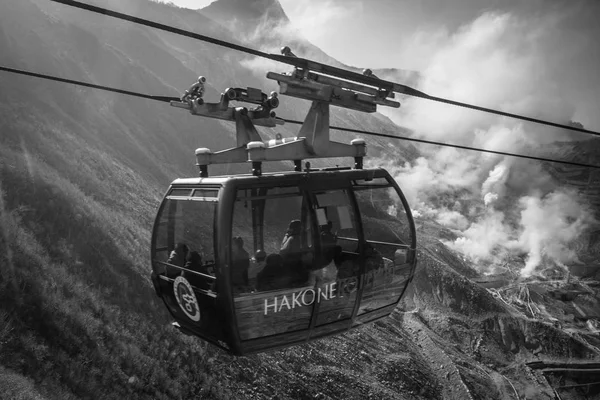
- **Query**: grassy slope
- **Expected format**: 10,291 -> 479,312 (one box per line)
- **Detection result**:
0,1 -> 235,398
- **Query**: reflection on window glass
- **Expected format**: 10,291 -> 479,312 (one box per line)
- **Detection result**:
173,200 -> 216,264
154,212 -> 170,263
313,189 -> 360,326
233,186 -> 311,293
152,197 -> 223,342
354,183 -> 412,315
353,185 -> 410,246
169,188 -> 192,197
193,189 -> 219,199
314,189 -> 356,248
154,199 -> 216,279
232,186 -> 313,340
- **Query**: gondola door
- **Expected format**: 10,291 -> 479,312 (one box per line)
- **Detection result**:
307,185 -> 361,332
231,184 -> 316,351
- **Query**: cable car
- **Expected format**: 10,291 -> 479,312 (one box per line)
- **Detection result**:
150,51 -> 417,355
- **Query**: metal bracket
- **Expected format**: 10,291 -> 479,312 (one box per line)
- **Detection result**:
172,71 -> 368,177
171,79 -> 282,147
267,46 -> 400,113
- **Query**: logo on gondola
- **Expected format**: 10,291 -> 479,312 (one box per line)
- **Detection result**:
173,276 -> 201,322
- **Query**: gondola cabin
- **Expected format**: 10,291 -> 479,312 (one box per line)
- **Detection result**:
150,48 -> 417,354
151,168 -> 416,355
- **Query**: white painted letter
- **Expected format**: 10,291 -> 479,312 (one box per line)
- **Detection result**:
318,285 -> 329,302
292,291 -> 302,308
279,295 -> 291,312
329,282 -> 337,299
264,296 -> 278,315
302,289 -> 315,306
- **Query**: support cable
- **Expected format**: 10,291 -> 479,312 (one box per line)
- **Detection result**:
49,0 -> 600,138
0,66 -> 178,103
282,119 -> 599,169
1,65 -> 597,170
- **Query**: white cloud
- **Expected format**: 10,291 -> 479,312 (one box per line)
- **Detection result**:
381,146 -> 481,211
278,0 -> 363,47
385,10 -> 589,144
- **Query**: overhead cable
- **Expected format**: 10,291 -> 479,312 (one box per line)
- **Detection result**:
0,66 -> 178,103
1,65 -> 597,170
282,119 -> 599,169
50,0 -> 600,138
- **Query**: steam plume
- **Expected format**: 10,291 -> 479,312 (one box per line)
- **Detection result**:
381,7 -> 599,276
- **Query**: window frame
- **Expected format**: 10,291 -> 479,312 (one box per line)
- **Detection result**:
152,186 -> 221,281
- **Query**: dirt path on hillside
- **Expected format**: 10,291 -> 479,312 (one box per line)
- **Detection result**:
399,310 -> 532,400
401,312 -> 475,400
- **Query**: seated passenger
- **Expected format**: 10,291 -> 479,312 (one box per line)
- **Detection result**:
394,248 -> 408,266
183,251 -> 211,290
184,251 -> 202,269
183,250 -> 202,272
364,242 -> 384,271
248,250 -> 267,289
166,242 -> 189,278
231,236 -> 250,292
257,254 -> 291,291
280,220 -> 306,283
167,242 -> 189,267
306,242 -> 338,286
320,221 -> 337,251
280,220 -> 302,257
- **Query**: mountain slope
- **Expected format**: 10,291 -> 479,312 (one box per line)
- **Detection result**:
200,0 -> 340,65
0,0 -> 598,399
199,0 -> 420,88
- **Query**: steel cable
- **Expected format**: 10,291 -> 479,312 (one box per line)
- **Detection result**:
1,65 -> 597,169
49,0 -> 600,138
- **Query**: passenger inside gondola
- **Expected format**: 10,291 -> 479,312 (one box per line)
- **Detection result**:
248,249 -> 267,289
182,250 -> 202,284
364,242 -> 384,271
167,242 -> 189,267
320,221 -> 337,250
295,220 -> 338,286
182,250 -> 215,291
167,242 -> 189,277
257,253 -> 291,291
231,236 -> 250,292
280,220 -> 302,258
307,238 -> 338,286
280,219 -> 309,285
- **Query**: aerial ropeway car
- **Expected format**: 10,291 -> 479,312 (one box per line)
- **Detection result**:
150,48 -> 417,355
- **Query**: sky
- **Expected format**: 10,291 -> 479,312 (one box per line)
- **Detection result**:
157,0 -> 502,67
154,0 -> 600,277
155,0 -> 600,127
155,1 -> 598,67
